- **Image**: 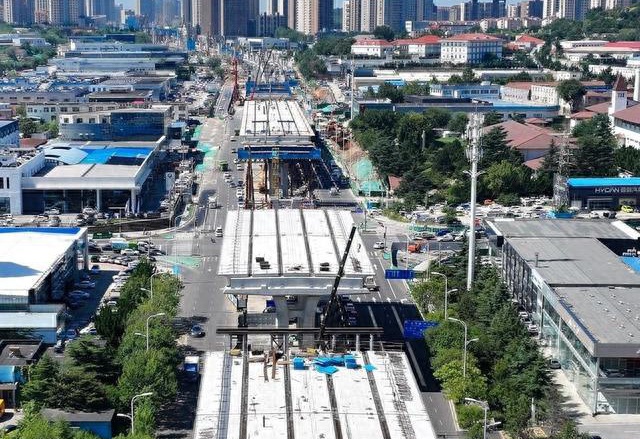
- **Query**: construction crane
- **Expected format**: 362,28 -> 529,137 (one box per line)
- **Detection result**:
318,225 -> 357,348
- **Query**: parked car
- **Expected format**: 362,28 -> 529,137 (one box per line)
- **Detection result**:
215,227 -> 223,237
373,241 -> 385,249
53,339 -> 65,353
620,205 -> 634,213
436,233 -> 454,242
74,280 -> 96,289
90,264 -> 100,274
548,359 -> 561,369
121,249 -> 139,257
68,290 -> 90,299
190,324 -> 205,337
44,208 -> 60,215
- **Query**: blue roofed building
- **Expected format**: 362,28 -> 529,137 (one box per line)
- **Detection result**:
41,409 -> 115,439
556,177 -> 640,211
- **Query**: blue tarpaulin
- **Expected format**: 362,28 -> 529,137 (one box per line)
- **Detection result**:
316,365 -> 339,375
364,364 -> 376,372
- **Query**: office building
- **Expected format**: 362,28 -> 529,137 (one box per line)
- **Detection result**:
520,0 -> 543,17
417,0 -> 435,20
266,0 -> 288,15
440,33 -> 503,64
220,0 -> 259,37
181,0 -> 191,25
257,12 -> 287,37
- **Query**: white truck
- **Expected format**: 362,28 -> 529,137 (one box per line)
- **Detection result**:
364,276 -> 379,291
207,195 -> 218,209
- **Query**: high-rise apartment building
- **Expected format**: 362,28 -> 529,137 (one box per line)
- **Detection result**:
543,0 -> 558,17
193,0 -> 220,36
342,0 -> 362,32
181,0 -> 191,25
135,0 -> 153,20
85,0 -> 115,21
294,0 -> 333,35
267,0 -> 288,15
48,0 -> 81,24
381,0 -> 416,32
417,0 -> 435,20
436,5 -> 450,20
558,0 -> 587,20
3,0 -> 34,24
34,0 -> 48,22
360,0 -> 379,32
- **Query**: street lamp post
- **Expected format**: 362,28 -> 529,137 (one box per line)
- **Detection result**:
464,397 -> 489,439
448,317 -> 471,378
145,313 -> 166,351
430,272 -> 458,320
141,272 -> 163,300
130,392 -> 153,435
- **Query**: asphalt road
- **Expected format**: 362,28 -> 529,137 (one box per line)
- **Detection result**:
154,86 -> 461,437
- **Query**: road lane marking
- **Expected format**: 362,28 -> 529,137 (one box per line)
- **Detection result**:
367,305 -> 378,327
391,305 -> 427,387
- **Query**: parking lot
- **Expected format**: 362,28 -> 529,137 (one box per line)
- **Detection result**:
50,239 -> 163,356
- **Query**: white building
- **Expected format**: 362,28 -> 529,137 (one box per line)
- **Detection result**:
350,38 -> 393,58
394,35 -> 440,58
609,74 -> 640,149
0,227 -> 87,343
439,33 -> 503,65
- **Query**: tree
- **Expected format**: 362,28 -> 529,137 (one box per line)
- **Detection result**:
461,67 -> 477,83
433,358 -> 487,403
482,111 -> 502,127
94,306 -> 126,347
572,114 -> 616,177
447,113 -> 468,133
403,81 -> 430,96
375,82 -> 404,103
21,355 -> 60,409
481,127 -> 522,167
56,367 -> 111,411
557,79 -> 586,111
66,338 -> 120,384
483,160 -> 528,199
373,25 -> 394,41
275,27 -> 306,43
19,117 -> 38,137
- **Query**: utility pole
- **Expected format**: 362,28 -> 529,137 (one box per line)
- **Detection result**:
466,112 -> 483,291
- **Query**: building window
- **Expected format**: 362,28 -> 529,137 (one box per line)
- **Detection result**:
0,179 -> 4,189
5,178 -> 9,189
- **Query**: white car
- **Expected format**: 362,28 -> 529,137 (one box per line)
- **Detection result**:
68,290 -> 90,299
121,249 -> 139,257
436,233 -> 454,242
373,241 -> 385,249
215,227 -> 223,237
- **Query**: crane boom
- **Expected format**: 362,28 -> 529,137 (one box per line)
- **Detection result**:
318,225 -> 357,345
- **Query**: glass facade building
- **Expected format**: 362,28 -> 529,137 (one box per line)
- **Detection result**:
488,218 -> 640,414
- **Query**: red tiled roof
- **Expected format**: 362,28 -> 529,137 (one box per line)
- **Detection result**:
388,175 -> 403,192
20,138 -> 47,148
353,39 -> 393,47
613,75 -> 627,92
612,104 -> 640,124
443,33 -> 501,42
571,111 -> 597,120
604,41 -> 640,49
395,35 -> 441,45
482,120 -> 560,151
524,156 -> 545,171
524,117 -> 547,124
584,102 -> 610,114
504,82 -> 536,90
515,34 -> 544,45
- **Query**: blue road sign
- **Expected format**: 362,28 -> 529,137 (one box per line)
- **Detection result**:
266,299 -> 276,308
385,269 -> 415,280
403,320 -> 438,339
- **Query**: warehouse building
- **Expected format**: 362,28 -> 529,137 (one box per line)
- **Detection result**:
485,218 -> 640,414
555,177 -> 640,211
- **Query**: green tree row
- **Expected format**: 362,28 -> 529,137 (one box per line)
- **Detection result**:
412,259 -> 589,439
19,260 -> 182,438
